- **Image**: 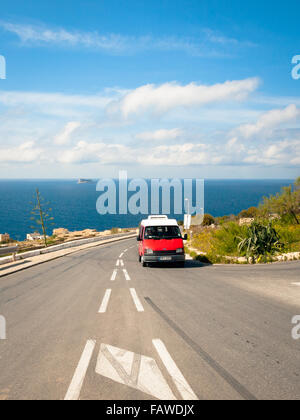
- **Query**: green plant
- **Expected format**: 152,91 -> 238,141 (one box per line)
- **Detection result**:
237,222 -> 282,259
276,224 -> 300,252
202,214 -> 215,226
30,188 -> 55,247
212,222 -> 247,256
260,177 -> 300,224
239,206 -> 259,218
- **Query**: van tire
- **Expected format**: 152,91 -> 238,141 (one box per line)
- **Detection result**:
139,254 -> 141,262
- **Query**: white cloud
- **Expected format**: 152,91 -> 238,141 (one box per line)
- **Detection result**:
57,141 -> 214,166
1,22 -> 128,52
0,79 -> 259,122
58,141 -> 135,164
226,137 -> 246,154
0,141 -> 43,163
1,22 -> 254,56
203,28 -> 256,48
54,121 -> 81,145
135,128 -> 183,142
1,84 -> 300,172
0,89 -> 115,119
1,135 -> 299,169
235,104 -> 300,139
137,143 -> 211,166
111,78 -> 259,118
244,139 -> 300,166
0,90 -> 111,108
55,141 -> 230,167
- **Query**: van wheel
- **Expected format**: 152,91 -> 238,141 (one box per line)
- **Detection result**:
139,254 -> 141,262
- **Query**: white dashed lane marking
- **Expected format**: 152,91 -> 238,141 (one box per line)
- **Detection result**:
123,269 -> 131,281
129,288 -> 145,312
64,340 -> 96,401
111,269 -> 118,281
292,282 -> 300,286
98,289 -> 112,313
153,339 -> 198,400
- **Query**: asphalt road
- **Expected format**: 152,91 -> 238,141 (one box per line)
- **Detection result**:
0,238 -> 299,400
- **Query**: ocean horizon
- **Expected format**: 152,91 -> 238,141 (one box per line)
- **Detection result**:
0,178 -> 294,241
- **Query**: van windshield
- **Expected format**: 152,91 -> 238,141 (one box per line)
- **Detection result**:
144,225 -> 182,239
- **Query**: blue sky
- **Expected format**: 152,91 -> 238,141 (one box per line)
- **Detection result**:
0,0 -> 299,179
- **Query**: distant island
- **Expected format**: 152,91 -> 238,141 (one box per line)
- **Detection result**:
77,179 -> 93,184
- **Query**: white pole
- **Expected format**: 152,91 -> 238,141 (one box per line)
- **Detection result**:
185,198 -> 190,229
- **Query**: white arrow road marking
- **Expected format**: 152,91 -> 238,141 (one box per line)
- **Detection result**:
116,260 -> 120,267
98,289 -> 112,313
65,340 -> 96,400
111,269 -> 118,281
119,253 -> 124,258
292,282 -> 300,286
123,269 -> 131,281
95,344 -> 176,400
153,339 -> 198,400
129,288 -> 145,312
120,259 -> 124,267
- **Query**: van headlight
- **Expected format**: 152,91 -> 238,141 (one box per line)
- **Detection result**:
176,248 -> 184,254
145,248 -> 154,254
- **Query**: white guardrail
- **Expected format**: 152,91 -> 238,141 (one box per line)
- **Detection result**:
0,233 -> 136,266
0,245 -> 19,261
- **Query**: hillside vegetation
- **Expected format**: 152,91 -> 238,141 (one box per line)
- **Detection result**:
187,177 -> 300,264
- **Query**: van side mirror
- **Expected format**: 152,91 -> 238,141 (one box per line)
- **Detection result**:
183,234 -> 188,240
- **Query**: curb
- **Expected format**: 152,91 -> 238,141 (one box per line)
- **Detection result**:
0,234 -> 136,278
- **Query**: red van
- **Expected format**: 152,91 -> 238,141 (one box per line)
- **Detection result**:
137,215 -> 187,267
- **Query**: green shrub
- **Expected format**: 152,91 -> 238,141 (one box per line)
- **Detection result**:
239,206 -> 259,218
211,222 -> 248,256
216,215 -> 238,225
202,214 -> 215,226
237,222 -> 282,258
191,229 -> 214,254
276,224 -> 300,252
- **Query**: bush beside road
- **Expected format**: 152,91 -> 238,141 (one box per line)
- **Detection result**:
186,176 -> 300,265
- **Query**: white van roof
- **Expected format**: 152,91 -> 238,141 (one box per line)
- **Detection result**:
147,215 -> 168,220
141,215 -> 179,227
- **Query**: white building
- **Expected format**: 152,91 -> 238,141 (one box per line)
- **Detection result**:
26,232 -> 44,241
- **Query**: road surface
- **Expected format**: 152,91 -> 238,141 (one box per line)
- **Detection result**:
0,238 -> 299,400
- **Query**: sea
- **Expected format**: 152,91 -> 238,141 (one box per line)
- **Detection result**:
0,179 -> 294,241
